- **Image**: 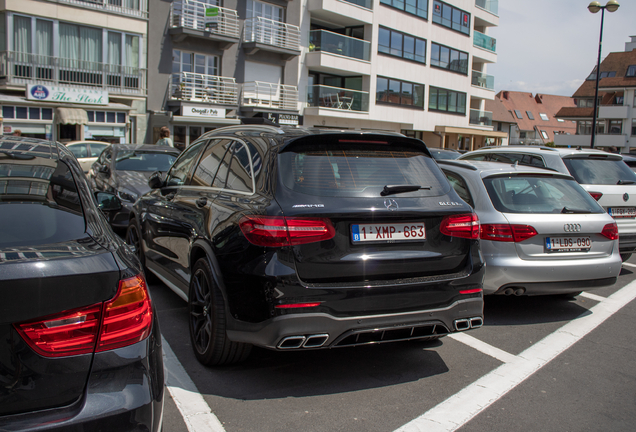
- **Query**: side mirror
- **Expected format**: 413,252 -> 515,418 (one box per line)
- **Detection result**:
148,171 -> 164,189
98,165 -> 110,176
95,191 -> 122,212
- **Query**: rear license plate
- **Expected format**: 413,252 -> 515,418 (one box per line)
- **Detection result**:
609,207 -> 636,218
545,236 -> 591,252
351,223 -> 426,243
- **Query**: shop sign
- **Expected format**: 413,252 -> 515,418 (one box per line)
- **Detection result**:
266,112 -> 303,126
26,84 -> 109,105
183,105 -> 226,118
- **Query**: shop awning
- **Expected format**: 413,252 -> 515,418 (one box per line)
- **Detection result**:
56,108 -> 89,125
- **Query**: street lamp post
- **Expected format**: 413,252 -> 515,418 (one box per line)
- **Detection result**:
588,0 -> 620,149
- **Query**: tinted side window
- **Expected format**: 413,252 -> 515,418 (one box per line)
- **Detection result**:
225,142 -> 254,193
191,139 -> 231,187
167,140 -> 207,186
444,171 -> 474,207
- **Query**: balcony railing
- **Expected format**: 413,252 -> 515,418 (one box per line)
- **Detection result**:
309,30 -> 370,61
473,31 -> 496,53
0,51 -> 146,95
170,72 -> 238,104
170,0 -> 240,39
241,82 -> 298,110
243,17 -> 301,51
475,0 -> 498,15
49,0 -> 148,19
307,85 -> 369,112
469,109 -> 493,126
471,70 -> 495,90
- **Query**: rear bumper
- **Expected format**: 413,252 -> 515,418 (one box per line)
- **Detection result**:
0,319 -> 164,432
618,233 -> 636,253
226,296 -> 484,350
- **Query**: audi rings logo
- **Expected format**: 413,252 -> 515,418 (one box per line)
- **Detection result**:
384,198 -> 399,211
563,223 -> 582,232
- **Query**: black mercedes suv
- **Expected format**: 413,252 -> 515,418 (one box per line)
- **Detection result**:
127,125 -> 485,366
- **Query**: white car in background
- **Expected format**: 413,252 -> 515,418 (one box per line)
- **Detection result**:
65,140 -> 110,173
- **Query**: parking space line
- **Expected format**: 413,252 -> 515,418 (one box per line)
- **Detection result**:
622,262 -> 636,268
579,292 -> 607,302
162,337 -> 225,432
395,280 -> 636,432
448,332 -> 517,364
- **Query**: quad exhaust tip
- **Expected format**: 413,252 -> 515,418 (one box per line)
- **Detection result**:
277,334 -> 329,350
454,317 -> 483,331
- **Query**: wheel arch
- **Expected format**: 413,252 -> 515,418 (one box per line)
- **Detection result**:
190,239 -> 235,321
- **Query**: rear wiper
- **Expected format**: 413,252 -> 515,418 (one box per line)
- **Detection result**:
617,180 -> 636,185
561,207 -> 592,214
381,184 -> 431,196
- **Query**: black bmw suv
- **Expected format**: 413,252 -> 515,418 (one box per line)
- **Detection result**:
127,125 -> 484,366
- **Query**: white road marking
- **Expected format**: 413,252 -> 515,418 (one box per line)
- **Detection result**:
621,262 -> 636,268
162,337 -> 225,432
579,292 -> 607,302
448,332 -> 517,364
395,280 -> 636,432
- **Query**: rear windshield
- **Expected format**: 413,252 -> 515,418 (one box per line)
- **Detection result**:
115,151 -> 177,172
563,157 -> 636,185
0,160 -> 86,248
483,175 -> 604,214
279,140 -> 450,197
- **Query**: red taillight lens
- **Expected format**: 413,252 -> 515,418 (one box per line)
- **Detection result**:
481,224 -> 538,242
239,215 -> 335,246
15,305 -> 102,357
15,274 -> 153,357
274,302 -> 321,309
601,222 -> 619,240
440,213 -> 480,239
96,275 -> 153,352
589,192 -> 603,201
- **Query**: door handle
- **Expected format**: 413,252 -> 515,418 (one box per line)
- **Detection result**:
196,197 -> 208,208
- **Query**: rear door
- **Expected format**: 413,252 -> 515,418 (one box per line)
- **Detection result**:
276,135 -> 476,284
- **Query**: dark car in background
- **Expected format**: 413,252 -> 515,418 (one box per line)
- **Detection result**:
0,137 -> 163,431
126,125 -> 485,366
90,144 -> 180,229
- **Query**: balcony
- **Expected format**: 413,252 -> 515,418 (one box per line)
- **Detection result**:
0,51 -> 146,95
169,72 -> 238,105
469,109 -> 492,126
169,0 -> 239,47
308,0 -> 373,27
242,17 -> 301,60
471,71 -> 494,90
49,0 -> 148,19
598,104 -> 630,119
555,134 -> 627,148
306,85 -> 369,112
475,0 -> 498,15
241,82 -> 298,111
473,31 -> 496,53
309,30 -> 370,61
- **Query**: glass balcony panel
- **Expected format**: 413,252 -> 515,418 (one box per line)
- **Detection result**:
170,72 -> 238,104
469,109 -> 493,126
241,82 -> 298,110
170,0 -> 240,39
243,17 -> 300,50
471,70 -> 495,90
307,85 -> 369,112
308,30 -> 370,61
473,30 -> 496,53
475,0 -> 498,15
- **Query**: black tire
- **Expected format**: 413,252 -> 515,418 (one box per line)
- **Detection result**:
125,218 -> 155,282
189,258 -> 252,366
621,253 -> 632,262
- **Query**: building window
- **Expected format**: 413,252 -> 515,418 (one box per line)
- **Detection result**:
247,0 -> 283,21
632,120 -> 636,136
626,65 -> 636,77
376,77 -> 424,108
577,121 -> 604,135
172,50 -> 219,77
526,111 -> 534,120
609,120 -> 622,135
540,130 -> 549,140
430,43 -> 468,74
519,131 -> 527,139
539,113 -> 549,121
514,110 -> 523,119
380,0 -> 428,20
2,105 -> 53,120
378,27 -> 426,63
428,86 -> 466,114
86,111 -> 127,124
432,1 -> 470,36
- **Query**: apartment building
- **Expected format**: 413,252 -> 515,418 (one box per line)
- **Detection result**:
147,0 -> 505,150
0,0 -> 148,143
555,36 -> 636,153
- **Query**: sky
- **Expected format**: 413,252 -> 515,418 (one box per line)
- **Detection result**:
487,0 -> 636,97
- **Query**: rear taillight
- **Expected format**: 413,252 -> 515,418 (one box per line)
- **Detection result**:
96,274 -> 153,352
481,224 -> 538,242
601,222 -> 619,240
239,215 -> 335,247
15,274 -> 153,357
274,302 -> 321,309
589,192 -> 603,201
440,213 -> 480,239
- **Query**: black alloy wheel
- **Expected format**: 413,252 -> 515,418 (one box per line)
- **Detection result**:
188,258 -> 251,366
